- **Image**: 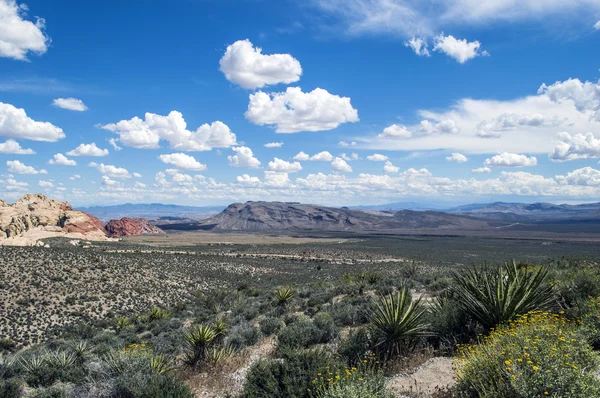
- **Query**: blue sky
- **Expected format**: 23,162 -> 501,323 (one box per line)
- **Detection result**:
1,0 -> 600,206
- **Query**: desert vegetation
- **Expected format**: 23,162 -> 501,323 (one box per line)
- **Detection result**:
1,234 -> 600,397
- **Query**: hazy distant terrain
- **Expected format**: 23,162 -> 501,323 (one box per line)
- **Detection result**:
77,203 -> 224,222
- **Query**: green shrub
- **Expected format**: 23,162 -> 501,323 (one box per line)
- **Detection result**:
243,348 -> 345,398
368,288 -> 429,360
455,311 -> 600,397
26,383 -> 73,398
338,328 -> 371,366
451,261 -> 554,330
312,358 -> 392,398
428,292 -> 478,351
0,378 -> 23,398
276,315 -> 335,350
113,373 -> 194,397
313,312 -> 338,343
260,316 -> 284,336
227,323 -> 260,349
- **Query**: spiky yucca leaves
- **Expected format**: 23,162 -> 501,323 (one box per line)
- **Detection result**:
205,344 -> 236,366
47,350 -> 76,370
19,354 -> 45,374
149,354 -> 175,374
70,341 -> 94,364
275,286 -> 295,305
451,261 -> 555,330
114,316 -> 132,332
182,324 -> 217,366
148,306 -> 169,321
368,288 -> 429,361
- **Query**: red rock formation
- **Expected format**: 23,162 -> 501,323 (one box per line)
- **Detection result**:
0,194 -> 107,241
104,217 -> 163,237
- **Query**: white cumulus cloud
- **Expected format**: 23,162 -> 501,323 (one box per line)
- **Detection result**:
446,152 -> 468,163
245,87 -> 359,133
264,142 -> 283,148
158,153 -> 207,171
472,167 -> 491,174
404,36 -> 430,56
0,0 -> 49,61
378,124 -> 412,139
0,102 -> 64,141
7,159 -> 46,174
433,34 -> 486,63
101,111 -> 236,150
0,139 -> 34,154
219,39 -> 302,89
538,78 -> 600,120
556,167 -> 600,186
366,153 -> 388,161
228,146 -> 261,168
89,162 -> 133,178
331,157 -> 352,173
549,132 -> 600,162
484,153 -> 537,168
52,97 -> 88,111
66,143 -> 109,157
383,160 -> 399,173
594,20 -> 600,30
294,151 -> 334,161
267,158 -> 302,172
48,153 -> 77,166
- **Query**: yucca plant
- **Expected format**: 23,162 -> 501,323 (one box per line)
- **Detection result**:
182,324 -> 217,366
70,341 -> 94,364
451,261 -> 555,330
148,306 -> 169,321
275,286 -> 295,305
149,354 -> 175,374
19,354 -> 45,374
47,350 -> 76,369
114,316 -> 132,332
204,344 -> 236,366
368,288 -> 429,361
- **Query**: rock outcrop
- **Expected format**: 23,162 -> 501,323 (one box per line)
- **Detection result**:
0,194 -> 108,245
105,217 -> 163,237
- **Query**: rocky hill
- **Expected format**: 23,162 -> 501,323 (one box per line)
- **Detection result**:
105,217 -> 164,237
193,201 -> 494,232
0,194 -> 108,245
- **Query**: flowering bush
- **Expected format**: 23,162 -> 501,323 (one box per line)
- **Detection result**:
312,354 -> 392,398
454,311 -> 600,397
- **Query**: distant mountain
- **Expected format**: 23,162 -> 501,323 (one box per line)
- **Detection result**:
348,201 -> 448,211
77,203 -> 225,222
446,201 -> 600,221
167,201 -> 496,232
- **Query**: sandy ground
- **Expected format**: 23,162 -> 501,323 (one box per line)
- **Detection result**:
123,231 -> 349,246
0,226 -> 113,246
187,337 -> 276,397
387,357 -> 455,397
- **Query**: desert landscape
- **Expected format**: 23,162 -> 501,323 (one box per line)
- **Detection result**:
3,1 -> 600,396
2,195 -> 600,397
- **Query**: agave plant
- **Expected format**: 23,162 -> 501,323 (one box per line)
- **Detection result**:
149,354 -> 175,374
368,288 -> 430,361
451,261 -> 555,330
182,324 -> 217,366
275,286 -> 295,305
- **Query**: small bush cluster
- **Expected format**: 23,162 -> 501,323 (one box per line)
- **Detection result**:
454,311 -> 600,398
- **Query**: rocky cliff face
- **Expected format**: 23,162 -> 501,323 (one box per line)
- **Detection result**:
0,194 -> 107,244
104,217 -> 163,237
